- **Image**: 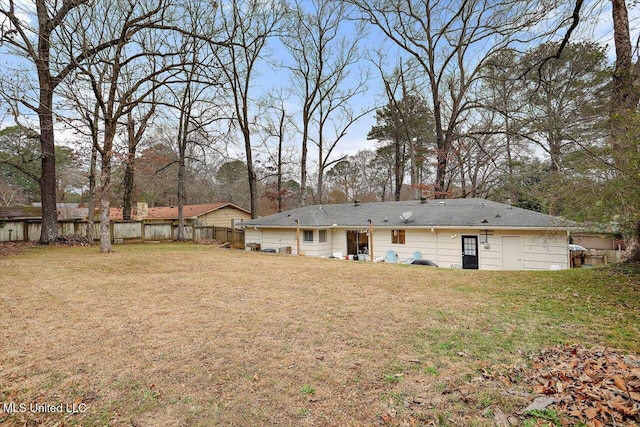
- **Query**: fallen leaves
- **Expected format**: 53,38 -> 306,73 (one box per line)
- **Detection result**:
524,345 -> 640,426
54,234 -> 91,246
0,241 -> 34,258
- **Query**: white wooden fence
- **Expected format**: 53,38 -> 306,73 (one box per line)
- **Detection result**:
0,219 -> 244,246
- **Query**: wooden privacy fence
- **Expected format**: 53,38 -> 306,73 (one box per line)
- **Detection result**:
0,219 -> 244,247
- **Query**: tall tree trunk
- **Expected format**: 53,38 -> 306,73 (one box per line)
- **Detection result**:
99,124 -> 116,253
86,136 -> 98,243
177,154 -> 186,241
300,124 -> 309,207
394,130 -> 402,201
400,72 -> 418,199
98,161 -> 112,253
432,95 -> 448,199
176,95 -> 188,242
38,93 -> 58,243
277,108 -> 285,212
36,39 -> 58,244
317,120 -> 324,204
611,0 -> 640,262
122,148 -> 135,221
242,126 -> 258,218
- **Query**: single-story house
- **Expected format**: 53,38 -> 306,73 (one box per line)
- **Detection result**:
241,198 -> 577,271
143,202 -> 251,228
8,202 -> 251,227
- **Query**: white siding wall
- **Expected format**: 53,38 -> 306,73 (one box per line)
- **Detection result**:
331,229 -> 347,257
522,231 -> 569,270
248,227 -> 569,270
316,230 -> 334,257
299,229 -> 333,256
433,229 -> 464,268
245,228 -> 298,254
244,228 -> 263,247
245,228 -> 335,256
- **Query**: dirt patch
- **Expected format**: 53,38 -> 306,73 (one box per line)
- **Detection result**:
0,235 -> 90,258
0,242 -> 34,258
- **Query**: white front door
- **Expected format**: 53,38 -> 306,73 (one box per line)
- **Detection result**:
502,236 -> 523,270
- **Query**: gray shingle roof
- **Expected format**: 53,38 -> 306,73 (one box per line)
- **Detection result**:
242,198 -> 575,229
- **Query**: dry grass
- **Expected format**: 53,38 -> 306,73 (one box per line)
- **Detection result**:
0,244 -> 638,426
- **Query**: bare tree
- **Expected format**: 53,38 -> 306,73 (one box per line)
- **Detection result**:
479,49 -> 528,203
349,0 -> 569,199
72,0 -> 183,252
0,178 -> 27,206
0,0 -> 125,243
168,0 -> 233,240
121,95 -> 156,221
57,68 -> 106,242
255,95 -> 297,213
282,0 -> 369,205
212,0 -> 285,218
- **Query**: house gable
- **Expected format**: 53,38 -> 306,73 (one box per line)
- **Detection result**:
145,203 -> 251,228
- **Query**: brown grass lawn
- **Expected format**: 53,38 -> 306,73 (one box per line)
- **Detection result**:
0,244 -> 639,426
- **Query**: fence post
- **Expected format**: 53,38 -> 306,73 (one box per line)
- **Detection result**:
141,220 -> 145,243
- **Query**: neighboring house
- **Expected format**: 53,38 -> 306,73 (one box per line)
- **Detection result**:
571,222 -> 625,251
74,206 -> 126,221
572,233 -> 624,251
144,202 -> 251,228
1,204 -> 90,221
30,203 -> 85,220
242,198 -> 577,271
19,202 -> 251,227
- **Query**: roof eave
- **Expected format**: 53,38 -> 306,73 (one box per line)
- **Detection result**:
242,224 -> 573,231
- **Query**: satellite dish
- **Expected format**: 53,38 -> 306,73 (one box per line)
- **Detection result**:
399,211 -> 413,223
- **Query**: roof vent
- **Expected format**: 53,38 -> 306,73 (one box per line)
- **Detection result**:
354,199 -> 361,207
420,196 -> 427,204
439,201 -> 445,206
481,218 -> 489,224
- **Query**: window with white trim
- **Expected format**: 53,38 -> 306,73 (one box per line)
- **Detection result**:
303,229 -> 314,242
391,229 -> 406,244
